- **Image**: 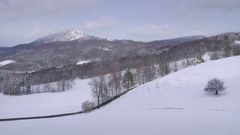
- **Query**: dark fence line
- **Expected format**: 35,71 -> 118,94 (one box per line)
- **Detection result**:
0,87 -> 135,122
84,87 -> 134,112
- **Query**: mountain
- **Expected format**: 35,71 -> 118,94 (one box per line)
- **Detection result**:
148,35 -> 206,46
0,30 -> 239,72
0,47 -> 9,51
1,56 -> 240,135
33,28 -> 97,44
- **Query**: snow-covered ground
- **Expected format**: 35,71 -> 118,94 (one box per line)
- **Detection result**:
0,60 -> 15,67
0,56 -> 240,135
235,40 -> 240,44
0,78 -> 92,118
202,52 -> 211,61
76,59 -> 101,65
76,60 -> 91,65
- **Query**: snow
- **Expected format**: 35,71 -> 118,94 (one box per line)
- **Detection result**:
101,47 -> 110,51
235,40 -> 240,44
103,47 -> 110,51
202,52 -> 211,61
76,59 -> 101,65
110,57 -> 240,111
0,78 -> 92,118
0,60 -> 15,67
1,56 -> 240,135
34,28 -> 94,43
98,47 -> 110,51
76,60 -> 91,65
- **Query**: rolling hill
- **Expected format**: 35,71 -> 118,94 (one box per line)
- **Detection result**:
0,55 -> 239,135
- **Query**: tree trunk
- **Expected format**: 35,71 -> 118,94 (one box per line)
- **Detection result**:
215,90 -> 218,95
97,98 -> 100,109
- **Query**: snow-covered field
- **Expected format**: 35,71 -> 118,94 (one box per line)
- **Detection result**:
0,56 -> 240,135
0,78 -> 92,118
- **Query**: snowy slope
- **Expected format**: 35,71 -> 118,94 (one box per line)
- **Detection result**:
108,58 -> 240,111
1,56 -> 240,135
0,78 -> 92,118
34,28 -> 95,43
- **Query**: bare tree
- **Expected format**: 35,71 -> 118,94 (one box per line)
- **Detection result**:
108,60 -> 122,96
210,52 -> 220,60
136,59 -> 145,85
21,73 -> 31,94
56,79 -> 73,92
172,62 -> 178,72
159,60 -> 170,77
99,64 -> 110,102
89,78 -> 101,106
3,73 -> 21,95
90,64 -> 109,106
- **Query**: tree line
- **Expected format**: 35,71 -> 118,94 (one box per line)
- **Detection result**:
1,36 -> 240,95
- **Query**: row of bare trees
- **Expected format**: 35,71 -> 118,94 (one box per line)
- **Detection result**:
89,61 -> 136,106
135,59 -> 171,85
3,73 -> 31,95
3,72 -> 74,95
89,58 -> 171,107
2,53 -> 204,96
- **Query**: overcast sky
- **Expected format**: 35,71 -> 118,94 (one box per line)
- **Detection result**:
0,0 -> 240,46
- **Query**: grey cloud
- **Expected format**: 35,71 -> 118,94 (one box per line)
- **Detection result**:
0,0 -> 239,46
130,24 -> 177,41
0,0 -> 95,20
190,0 -> 240,11
86,16 -> 119,29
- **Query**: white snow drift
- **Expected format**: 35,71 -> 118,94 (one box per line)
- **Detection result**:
76,60 -> 91,65
235,40 -> 240,44
0,60 -> 15,67
0,56 -> 240,135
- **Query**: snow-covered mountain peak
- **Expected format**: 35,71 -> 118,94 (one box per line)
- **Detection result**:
66,28 -> 87,39
33,28 -> 96,44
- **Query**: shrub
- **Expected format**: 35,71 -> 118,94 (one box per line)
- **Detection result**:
82,100 -> 96,112
204,78 -> 225,95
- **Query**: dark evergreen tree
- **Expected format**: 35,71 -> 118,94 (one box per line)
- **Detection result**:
122,68 -> 135,90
